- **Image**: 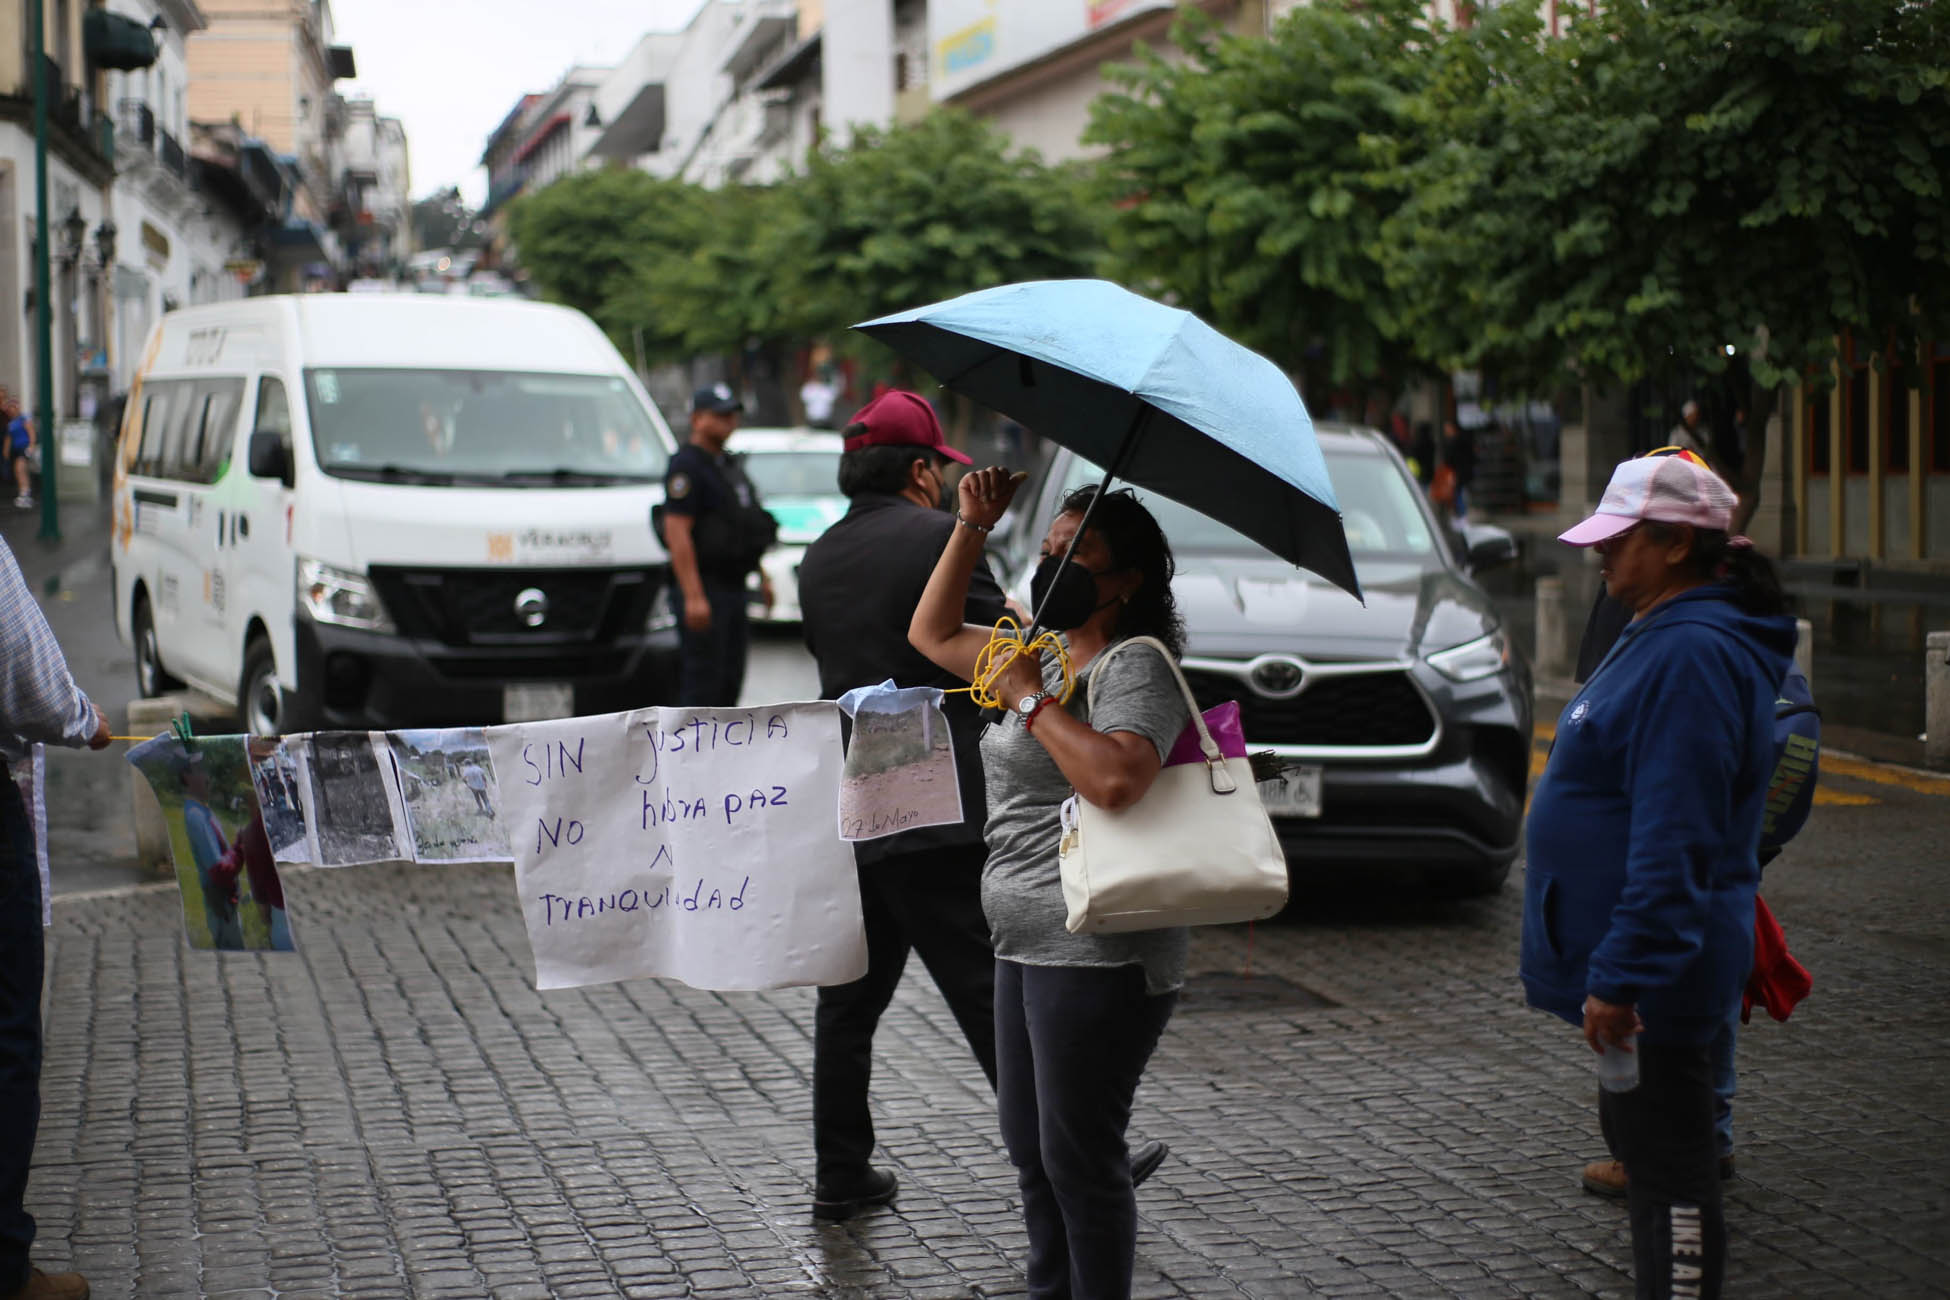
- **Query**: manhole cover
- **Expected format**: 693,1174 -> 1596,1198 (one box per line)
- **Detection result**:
1179,970 -> 1337,1011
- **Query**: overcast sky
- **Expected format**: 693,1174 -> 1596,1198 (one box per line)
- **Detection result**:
328,0 -> 706,208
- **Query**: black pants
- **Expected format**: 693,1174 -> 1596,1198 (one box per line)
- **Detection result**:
996,960 -> 1176,1300
0,772 -> 43,1291
1600,1042 -> 1726,1300
813,843 -> 996,1186
676,580 -> 750,708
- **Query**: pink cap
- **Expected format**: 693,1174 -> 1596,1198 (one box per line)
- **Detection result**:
1558,455 -> 1738,546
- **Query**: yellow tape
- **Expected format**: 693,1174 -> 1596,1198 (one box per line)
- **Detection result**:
948,616 -> 1077,712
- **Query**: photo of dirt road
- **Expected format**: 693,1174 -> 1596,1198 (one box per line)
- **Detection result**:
838,698 -> 962,841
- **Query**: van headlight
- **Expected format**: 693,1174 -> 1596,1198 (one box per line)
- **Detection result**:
298,558 -> 394,633
1428,629 -> 1510,682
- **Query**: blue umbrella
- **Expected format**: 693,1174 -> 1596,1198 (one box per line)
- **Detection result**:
854,278 -> 1360,600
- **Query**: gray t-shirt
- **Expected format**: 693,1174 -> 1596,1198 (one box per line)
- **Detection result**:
979,636 -> 1193,994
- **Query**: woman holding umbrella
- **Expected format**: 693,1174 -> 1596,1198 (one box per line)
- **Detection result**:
910,465 -> 1189,1300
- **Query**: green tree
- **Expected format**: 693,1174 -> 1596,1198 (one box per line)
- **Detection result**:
775,110 -> 1102,346
607,182 -> 792,361
507,169 -> 708,351
1085,0 -> 1438,399
1380,0 -> 1950,514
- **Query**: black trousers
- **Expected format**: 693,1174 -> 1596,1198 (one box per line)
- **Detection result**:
813,842 -> 997,1186
0,772 -> 43,1291
676,580 -> 750,708
996,960 -> 1176,1300
1600,1041 -> 1727,1300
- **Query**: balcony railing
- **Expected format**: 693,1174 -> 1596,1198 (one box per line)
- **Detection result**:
157,127 -> 186,179
118,98 -> 156,146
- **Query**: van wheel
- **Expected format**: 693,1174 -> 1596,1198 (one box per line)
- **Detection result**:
240,637 -> 285,737
133,595 -> 181,698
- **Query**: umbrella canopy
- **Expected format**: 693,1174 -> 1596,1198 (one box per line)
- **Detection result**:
855,278 -> 1359,600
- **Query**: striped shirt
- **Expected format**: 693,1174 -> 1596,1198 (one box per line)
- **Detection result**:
0,535 -> 98,765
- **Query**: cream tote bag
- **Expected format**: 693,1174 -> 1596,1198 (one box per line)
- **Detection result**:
1057,637 -> 1289,934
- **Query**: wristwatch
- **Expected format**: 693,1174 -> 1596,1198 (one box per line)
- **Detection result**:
1016,691 -> 1052,719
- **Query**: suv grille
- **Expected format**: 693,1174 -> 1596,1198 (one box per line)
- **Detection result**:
1181,668 -> 1435,748
369,567 -> 656,647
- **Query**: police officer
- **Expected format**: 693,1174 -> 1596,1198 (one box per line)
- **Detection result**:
661,383 -> 777,707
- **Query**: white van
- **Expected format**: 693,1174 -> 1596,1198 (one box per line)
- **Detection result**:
111,293 -> 682,734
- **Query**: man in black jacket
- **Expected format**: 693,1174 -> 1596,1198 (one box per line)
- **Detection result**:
796,391 -> 1000,1221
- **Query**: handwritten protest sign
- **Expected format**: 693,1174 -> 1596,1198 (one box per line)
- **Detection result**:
485,702 -> 867,992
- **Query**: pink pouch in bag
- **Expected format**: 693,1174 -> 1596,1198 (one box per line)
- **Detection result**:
1163,699 -> 1247,767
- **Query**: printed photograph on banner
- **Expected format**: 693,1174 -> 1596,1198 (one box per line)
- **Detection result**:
297,731 -> 408,866
388,728 -> 508,862
126,734 -> 294,951
248,738 -> 310,864
836,685 -> 963,842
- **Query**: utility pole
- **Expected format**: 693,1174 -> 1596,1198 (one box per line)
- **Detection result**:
31,0 -> 60,541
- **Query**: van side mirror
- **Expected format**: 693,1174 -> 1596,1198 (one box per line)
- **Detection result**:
247,430 -> 292,487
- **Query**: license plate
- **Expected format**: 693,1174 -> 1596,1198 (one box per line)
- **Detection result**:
504,683 -> 574,722
1257,764 -> 1323,818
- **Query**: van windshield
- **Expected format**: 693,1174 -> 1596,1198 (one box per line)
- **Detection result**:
305,369 -> 671,485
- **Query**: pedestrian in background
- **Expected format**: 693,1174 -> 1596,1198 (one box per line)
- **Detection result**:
658,383 -> 777,707
1523,454 -> 1795,1300
1439,417 -> 1475,524
1668,400 -> 1710,465
2,534 -> 111,1300
5,397 -> 34,510
794,390 -> 1001,1222
911,471 -> 1188,1300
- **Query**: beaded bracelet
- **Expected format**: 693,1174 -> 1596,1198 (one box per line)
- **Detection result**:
956,513 -> 993,535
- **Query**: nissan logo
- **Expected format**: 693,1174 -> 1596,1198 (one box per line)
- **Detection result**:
514,587 -> 549,628
1249,657 -> 1306,698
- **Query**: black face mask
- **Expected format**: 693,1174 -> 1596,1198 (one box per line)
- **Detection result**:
1030,554 -> 1117,631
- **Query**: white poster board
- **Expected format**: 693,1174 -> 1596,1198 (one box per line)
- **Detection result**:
486,703 -> 867,992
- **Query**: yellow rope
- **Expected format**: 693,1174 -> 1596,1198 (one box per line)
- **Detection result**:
947,617 -> 1077,711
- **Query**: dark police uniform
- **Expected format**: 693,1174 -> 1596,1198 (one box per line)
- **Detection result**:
662,444 -> 773,707
796,491 -> 1007,1193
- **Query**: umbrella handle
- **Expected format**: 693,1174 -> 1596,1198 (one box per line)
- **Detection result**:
1021,405 -> 1148,643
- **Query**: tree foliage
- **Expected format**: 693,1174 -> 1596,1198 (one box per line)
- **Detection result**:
1379,0 -> 1950,394
1085,0 -> 1436,394
510,112 -> 1100,370
774,110 -> 1103,341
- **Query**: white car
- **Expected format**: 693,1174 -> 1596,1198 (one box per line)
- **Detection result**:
733,428 -> 846,624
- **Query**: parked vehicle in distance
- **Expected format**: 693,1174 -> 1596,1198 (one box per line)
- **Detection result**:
111,294 -> 682,735
733,427 -> 846,624
997,423 -> 1531,895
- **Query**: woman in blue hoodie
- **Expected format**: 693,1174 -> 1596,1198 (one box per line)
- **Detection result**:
1523,453 -> 1795,1300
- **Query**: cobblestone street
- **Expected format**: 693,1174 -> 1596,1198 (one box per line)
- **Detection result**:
26,754 -> 1950,1298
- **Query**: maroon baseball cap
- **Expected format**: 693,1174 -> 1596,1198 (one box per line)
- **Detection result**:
842,390 -> 972,464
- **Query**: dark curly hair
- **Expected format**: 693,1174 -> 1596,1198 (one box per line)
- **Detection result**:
1058,484 -> 1185,658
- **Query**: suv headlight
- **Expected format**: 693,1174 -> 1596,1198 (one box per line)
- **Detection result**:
1428,629 -> 1510,682
298,558 -> 394,633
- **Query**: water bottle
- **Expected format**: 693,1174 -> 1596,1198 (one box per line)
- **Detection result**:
1596,1036 -> 1639,1093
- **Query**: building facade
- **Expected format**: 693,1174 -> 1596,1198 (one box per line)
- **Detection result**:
185,0 -> 356,285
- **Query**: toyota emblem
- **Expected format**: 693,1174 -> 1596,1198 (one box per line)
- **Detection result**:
1249,657 -> 1305,698
514,587 -> 549,628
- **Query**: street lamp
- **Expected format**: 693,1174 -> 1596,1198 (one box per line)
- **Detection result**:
95,220 -> 118,268
59,206 -> 86,267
